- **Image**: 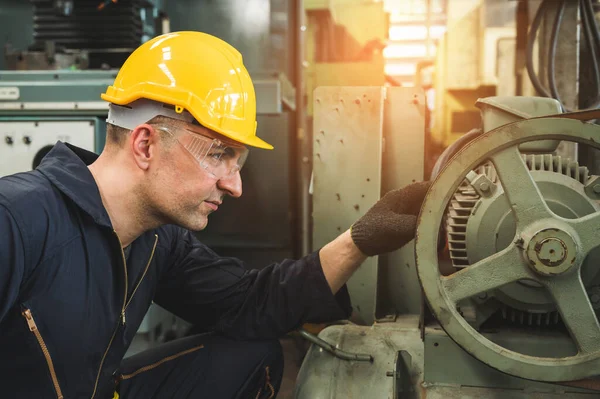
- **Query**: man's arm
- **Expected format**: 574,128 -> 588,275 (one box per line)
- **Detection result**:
319,230 -> 366,294
154,226 -> 352,339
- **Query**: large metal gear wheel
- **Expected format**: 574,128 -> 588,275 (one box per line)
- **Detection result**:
445,154 -> 600,324
416,114 -> 600,382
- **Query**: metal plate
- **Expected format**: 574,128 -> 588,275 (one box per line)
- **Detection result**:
378,87 -> 426,317
312,86 -> 384,324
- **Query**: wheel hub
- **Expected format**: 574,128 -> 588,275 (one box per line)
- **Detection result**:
524,228 -> 578,276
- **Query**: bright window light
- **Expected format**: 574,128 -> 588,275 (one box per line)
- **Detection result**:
385,63 -> 417,76
383,44 -> 436,59
389,25 -> 446,41
389,26 -> 427,40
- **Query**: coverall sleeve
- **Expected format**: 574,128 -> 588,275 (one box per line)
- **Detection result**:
154,227 -> 352,339
0,204 -> 26,324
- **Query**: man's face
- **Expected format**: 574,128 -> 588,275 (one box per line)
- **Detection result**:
144,122 -> 244,231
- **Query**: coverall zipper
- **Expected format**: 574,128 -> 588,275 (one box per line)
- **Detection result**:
22,308 -> 64,399
91,232 -> 156,398
118,344 -> 204,381
124,234 -> 158,314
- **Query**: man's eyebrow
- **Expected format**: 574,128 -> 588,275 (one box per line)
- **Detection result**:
223,147 -> 237,157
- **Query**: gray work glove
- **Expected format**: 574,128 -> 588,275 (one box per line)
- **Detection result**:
350,181 -> 431,256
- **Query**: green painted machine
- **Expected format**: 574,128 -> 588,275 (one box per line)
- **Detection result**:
297,88 -> 600,398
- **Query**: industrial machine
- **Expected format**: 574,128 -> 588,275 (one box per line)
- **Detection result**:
296,88 -> 600,397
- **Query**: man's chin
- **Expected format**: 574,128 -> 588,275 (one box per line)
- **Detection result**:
187,218 -> 209,231
170,213 -> 209,232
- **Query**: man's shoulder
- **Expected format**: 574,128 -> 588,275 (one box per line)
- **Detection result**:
0,169 -> 55,204
0,170 -> 60,227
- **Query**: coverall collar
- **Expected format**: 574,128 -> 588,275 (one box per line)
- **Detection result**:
37,141 -> 113,228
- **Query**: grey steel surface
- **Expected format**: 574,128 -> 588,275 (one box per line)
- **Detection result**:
416,115 -> 600,381
294,317 -> 424,399
475,95 -> 562,153
311,86 -> 426,323
378,87 -> 426,317
423,327 -> 591,392
311,86 -> 385,325
294,317 -> 597,398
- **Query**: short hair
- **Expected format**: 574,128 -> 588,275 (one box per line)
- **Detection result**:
106,123 -> 131,147
105,115 -> 175,148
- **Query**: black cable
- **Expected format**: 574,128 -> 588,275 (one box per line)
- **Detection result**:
527,1 -> 551,97
579,0 -> 600,109
548,0 -> 566,108
527,0 -> 600,111
583,0 -> 600,57
526,0 -> 552,98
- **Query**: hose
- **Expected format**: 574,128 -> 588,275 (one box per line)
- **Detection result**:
579,0 -> 600,108
298,329 -> 374,362
526,0 -> 600,111
547,0 -> 567,106
526,0 -> 552,99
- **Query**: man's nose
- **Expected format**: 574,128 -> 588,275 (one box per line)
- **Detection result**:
217,170 -> 242,198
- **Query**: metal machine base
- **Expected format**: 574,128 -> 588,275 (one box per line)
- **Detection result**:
294,316 -> 598,398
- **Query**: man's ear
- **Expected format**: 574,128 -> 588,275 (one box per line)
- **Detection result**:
130,124 -> 158,171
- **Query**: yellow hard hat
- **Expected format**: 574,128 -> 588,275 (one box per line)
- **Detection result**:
101,31 -> 273,149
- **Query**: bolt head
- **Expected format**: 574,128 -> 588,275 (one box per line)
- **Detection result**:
593,184 -> 600,194
479,182 -> 490,192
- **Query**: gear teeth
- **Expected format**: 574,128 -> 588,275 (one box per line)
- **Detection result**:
446,192 -> 478,267
447,156 -> 591,269
445,154 -> 592,325
501,306 -> 560,326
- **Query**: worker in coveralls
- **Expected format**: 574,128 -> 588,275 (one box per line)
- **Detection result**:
0,31 -> 429,398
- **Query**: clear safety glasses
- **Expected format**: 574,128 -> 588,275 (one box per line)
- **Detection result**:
156,124 -> 249,179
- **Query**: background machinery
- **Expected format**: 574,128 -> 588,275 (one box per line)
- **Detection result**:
295,1 -> 600,396
297,89 -> 600,398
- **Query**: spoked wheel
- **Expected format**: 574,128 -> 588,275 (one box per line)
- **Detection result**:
416,116 -> 600,382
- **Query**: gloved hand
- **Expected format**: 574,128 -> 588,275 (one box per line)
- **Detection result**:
350,181 -> 431,256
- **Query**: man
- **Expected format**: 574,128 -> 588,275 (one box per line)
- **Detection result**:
0,31 -> 429,398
